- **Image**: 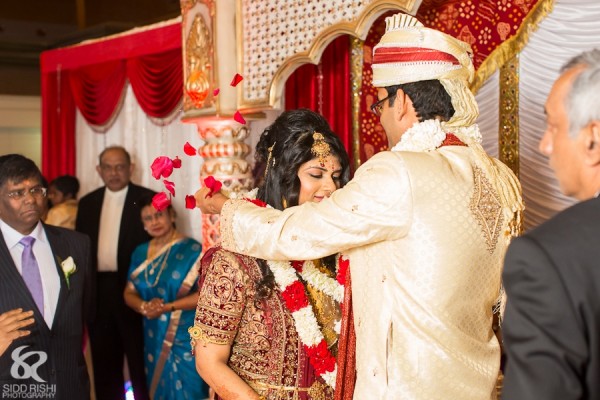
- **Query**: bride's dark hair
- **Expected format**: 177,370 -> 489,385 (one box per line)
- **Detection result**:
252,109 -> 351,301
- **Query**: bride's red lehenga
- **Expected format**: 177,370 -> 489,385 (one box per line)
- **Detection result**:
192,247 -> 336,400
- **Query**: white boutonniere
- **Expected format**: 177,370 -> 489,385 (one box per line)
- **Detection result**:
60,256 -> 77,289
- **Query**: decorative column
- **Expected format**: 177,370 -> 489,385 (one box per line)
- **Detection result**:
180,0 -> 253,249
499,55 -> 520,178
194,121 -> 252,250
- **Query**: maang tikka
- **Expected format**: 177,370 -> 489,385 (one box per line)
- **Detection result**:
311,132 -> 331,167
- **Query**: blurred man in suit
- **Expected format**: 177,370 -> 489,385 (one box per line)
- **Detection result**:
0,154 -> 94,399
76,146 -> 154,400
502,49 -> 600,399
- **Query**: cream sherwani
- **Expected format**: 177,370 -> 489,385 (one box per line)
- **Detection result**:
220,144 -> 521,400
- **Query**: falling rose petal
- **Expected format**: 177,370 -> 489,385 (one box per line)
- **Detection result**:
172,156 -> 182,169
204,176 -> 223,195
233,111 -> 246,125
184,142 -> 197,156
150,156 -> 174,179
213,88 -> 220,97
163,180 -> 175,196
185,195 -> 196,209
230,73 -> 243,87
152,192 -> 171,212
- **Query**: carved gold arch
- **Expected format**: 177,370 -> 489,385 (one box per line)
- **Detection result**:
236,0 -> 421,113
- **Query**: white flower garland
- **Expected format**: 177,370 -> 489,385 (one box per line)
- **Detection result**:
267,258 -> 345,388
391,119 -> 482,153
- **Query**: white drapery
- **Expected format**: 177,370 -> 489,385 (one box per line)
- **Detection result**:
76,85 -> 203,240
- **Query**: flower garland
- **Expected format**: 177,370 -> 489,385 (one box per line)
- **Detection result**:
237,191 -> 351,389
267,255 -> 349,389
391,119 -> 482,153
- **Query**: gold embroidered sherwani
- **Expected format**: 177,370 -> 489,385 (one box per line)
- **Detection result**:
220,144 -> 522,400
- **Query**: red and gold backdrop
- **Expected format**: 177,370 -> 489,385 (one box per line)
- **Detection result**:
285,0 -> 552,169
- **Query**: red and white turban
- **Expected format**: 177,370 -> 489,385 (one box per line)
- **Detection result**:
372,14 -> 478,127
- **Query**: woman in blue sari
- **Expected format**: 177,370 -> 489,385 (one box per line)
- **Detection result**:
124,195 -> 209,400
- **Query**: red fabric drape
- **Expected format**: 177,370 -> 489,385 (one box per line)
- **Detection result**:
41,22 -> 182,180
285,35 -> 353,166
127,48 -> 183,118
69,60 -> 127,127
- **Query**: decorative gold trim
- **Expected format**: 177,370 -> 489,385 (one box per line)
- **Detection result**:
469,166 -> 504,254
236,0 -> 420,112
499,55 -> 520,178
470,0 -> 554,93
350,36 -> 364,171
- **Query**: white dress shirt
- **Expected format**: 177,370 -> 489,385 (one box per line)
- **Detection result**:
97,186 -> 128,272
1,219 -> 61,328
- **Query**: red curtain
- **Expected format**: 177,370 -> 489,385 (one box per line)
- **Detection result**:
285,35 -> 353,166
40,22 -> 182,180
69,60 -> 127,127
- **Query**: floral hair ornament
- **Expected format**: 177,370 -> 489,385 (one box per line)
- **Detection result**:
311,132 -> 331,167
203,176 -> 223,199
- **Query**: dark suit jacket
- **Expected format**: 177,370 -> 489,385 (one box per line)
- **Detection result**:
75,183 -> 154,289
502,197 -> 600,400
0,224 -> 94,400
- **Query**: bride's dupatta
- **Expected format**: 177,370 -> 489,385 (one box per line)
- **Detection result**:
131,238 -> 201,399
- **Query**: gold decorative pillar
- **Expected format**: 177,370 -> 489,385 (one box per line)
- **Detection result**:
194,121 -> 252,250
350,37 -> 364,171
181,0 -> 253,249
499,55 -> 520,178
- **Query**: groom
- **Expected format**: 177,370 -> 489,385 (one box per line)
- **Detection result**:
0,154 -> 94,400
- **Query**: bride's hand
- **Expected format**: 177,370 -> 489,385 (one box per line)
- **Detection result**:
195,188 -> 228,214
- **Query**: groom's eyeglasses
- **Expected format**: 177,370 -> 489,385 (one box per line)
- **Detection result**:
370,94 -> 396,117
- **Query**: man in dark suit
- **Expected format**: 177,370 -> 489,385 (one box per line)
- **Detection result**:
0,154 -> 94,400
502,49 -> 600,399
76,146 -> 154,400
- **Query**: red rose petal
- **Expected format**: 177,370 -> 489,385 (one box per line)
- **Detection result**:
230,73 -> 243,87
213,88 -> 220,96
185,195 -> 196,209
172,157 -> 182,168
184,142 -> 197,156
233,111 -> 246,125
152,192 -> 171,212
163,180 -> 175,196
150,156 -> 173,179
245,198 -> 267,207
203,176 -> 223,194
